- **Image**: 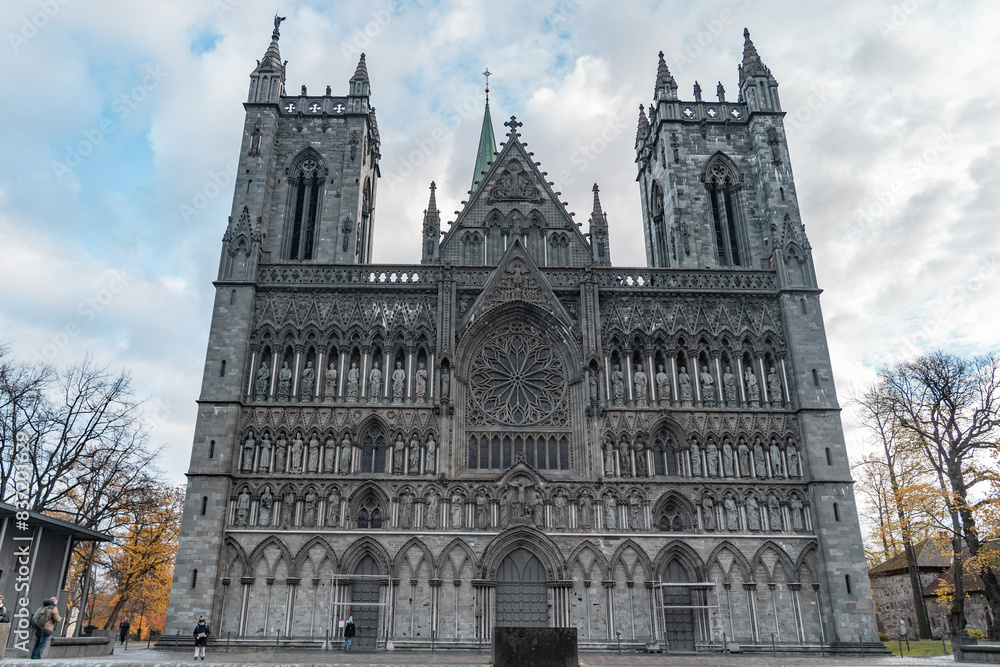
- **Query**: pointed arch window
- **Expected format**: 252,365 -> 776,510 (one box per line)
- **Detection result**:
361,425 -> 387,473
357,496 -> 383,529
650,181 -> 668,267
287,155 -> 324,260
704,154 -> 745,267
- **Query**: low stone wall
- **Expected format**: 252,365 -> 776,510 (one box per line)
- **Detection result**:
955,639 -> 1000,663
44,634 -> 115,659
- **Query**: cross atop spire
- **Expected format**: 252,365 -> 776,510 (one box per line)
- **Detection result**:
504,116 -> 523,137
483,68 -> 492,101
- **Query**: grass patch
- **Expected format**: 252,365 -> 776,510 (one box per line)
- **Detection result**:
884,640 -> 952,657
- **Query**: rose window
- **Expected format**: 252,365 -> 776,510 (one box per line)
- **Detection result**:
469,323 -> 566,426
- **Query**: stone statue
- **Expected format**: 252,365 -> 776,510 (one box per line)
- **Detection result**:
689,440 -> 702,477
327,491 -> 340,527
656,364 -> 671,404
254,362 -> 270,401
603,439 -> 616,477
678,367 -> 693,407
768,495 -> 783,530
611,364 -> 625,407
589,371 -> 598,401
258,435 -> 272,472
746,495 -> 761,531
753,438 -> 766,477
242,433 -> 255,471
723,366 -> 737,407
768,366 -> 782,408
705,440 -> 719,477
401,493 -> 414,529
281,492 -> 295,528
579,494 -> 592,529
425,493 -> 439,529
273,13 -> 286,34
787,442 -> 800,477
451,494 -> 463,528
476,494 -> 488,529
628,493 -> 641,530
791,496 -> 804,531
633,439 -> 646,477
277,362 -> 292,401
425,435 -> 436,474
633,366 -> 648,407
340,435 -> 352,473
324,437 -> 336,473
236,488 -> 250,526
275,436 -> 287,473
303,491 -> 317,526
702,496 -> 715,531
307,435 -> 320,473
745,367 -> 760,408
440,370 -> 450,399
258,487 -> 273,526
499,490 -> 510,528
737,440 -> 750,477
722,440 -> 734,477
408,437 -> 421,474
324,361 -> 337,401
553,493 -> 567,529
369,362 -> 383,404
346,362 -> 359,402
290,433 -> 304,472
603,496 -> 617,530
532,494 -> 544,527
725,495 -> 738,531
392,361 -> 405,404
700,365 -> 715,405
393,436 -> 405,474
415,362 -> 427,403
769,440 -> 783,477
300,361 -> 315,401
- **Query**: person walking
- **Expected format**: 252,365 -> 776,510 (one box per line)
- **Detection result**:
29,597 -> 61,659
193,616 -> 210,661
343,616 -> 355,651
118,618 -> 130,644
0,595 -> 9,623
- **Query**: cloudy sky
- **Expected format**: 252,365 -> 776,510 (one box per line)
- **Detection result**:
1,0 -> 997,486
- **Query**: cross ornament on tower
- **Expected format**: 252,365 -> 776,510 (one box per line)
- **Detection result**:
504,115 -> 522,137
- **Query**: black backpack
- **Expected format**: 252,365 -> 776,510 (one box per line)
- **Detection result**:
30,606 -> 47,629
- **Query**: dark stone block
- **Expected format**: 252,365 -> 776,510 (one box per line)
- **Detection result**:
493,626 -> 578,667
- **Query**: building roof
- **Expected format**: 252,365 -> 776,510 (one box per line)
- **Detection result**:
471,100 -> 496,193
869,537 -> 955,576
0,502 -> 112,542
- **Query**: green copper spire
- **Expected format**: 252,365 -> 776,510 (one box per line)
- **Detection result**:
471,69 -> 496,193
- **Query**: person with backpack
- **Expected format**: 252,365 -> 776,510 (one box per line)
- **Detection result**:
193,616 -> 210,661
29,597 -> 61,659
343,616 -> 355,651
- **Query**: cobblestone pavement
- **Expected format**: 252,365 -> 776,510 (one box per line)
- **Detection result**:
0,645 -> 957,667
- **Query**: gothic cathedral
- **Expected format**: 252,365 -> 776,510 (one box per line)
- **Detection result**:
166,23 -> 879,652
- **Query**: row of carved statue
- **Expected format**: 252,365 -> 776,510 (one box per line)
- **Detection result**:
229,482 -> 811,535
241,431 -> 438,476
600,362 -> 784,409
252,356 -> 440,405
603,434 -> 800,479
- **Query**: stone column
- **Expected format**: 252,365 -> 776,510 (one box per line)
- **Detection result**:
360,346 -> 371,399
269,352 -> 279,400
745,582 -> 760,642
338,346 -> 349,400
604,355 -> 612,406
756,354 -> 768,405
714,353 -> 725,408
284,578 -> 300,636
247,346 -> 258,399
603,580 -> 616,640
789,582 -> 805,642
667,349 -> 679,405
735,356 -> 747,407
688,352 -> 701,406
623,349 -> 634,405
292,345 -> 304,399
779,356 -> 791,406
429,578 -> 442,641
646,350 -> 656,404
383,349 -> 391,401
406,346 -> 416,404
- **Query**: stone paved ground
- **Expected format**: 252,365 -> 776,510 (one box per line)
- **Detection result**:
0,645 -> 957,667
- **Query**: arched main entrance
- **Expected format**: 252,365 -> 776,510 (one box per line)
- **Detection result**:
496,548 -> 548,627
662,558 -> 695,651
351,555 -> 381,650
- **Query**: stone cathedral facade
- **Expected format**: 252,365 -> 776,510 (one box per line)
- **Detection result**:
166,24 -> 880,652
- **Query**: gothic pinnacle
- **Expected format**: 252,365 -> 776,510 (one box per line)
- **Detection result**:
635,104 -> 650,147
654,50 -> 678,100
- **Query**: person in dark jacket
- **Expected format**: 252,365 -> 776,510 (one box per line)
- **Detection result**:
193,616 -> 210,661
343,616 -> 355,650
0,595 -> 8,623
118,619 -> 130,643
30,598 -> 62,660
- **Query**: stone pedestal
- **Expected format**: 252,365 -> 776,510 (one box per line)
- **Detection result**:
492,627 -> 577,667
